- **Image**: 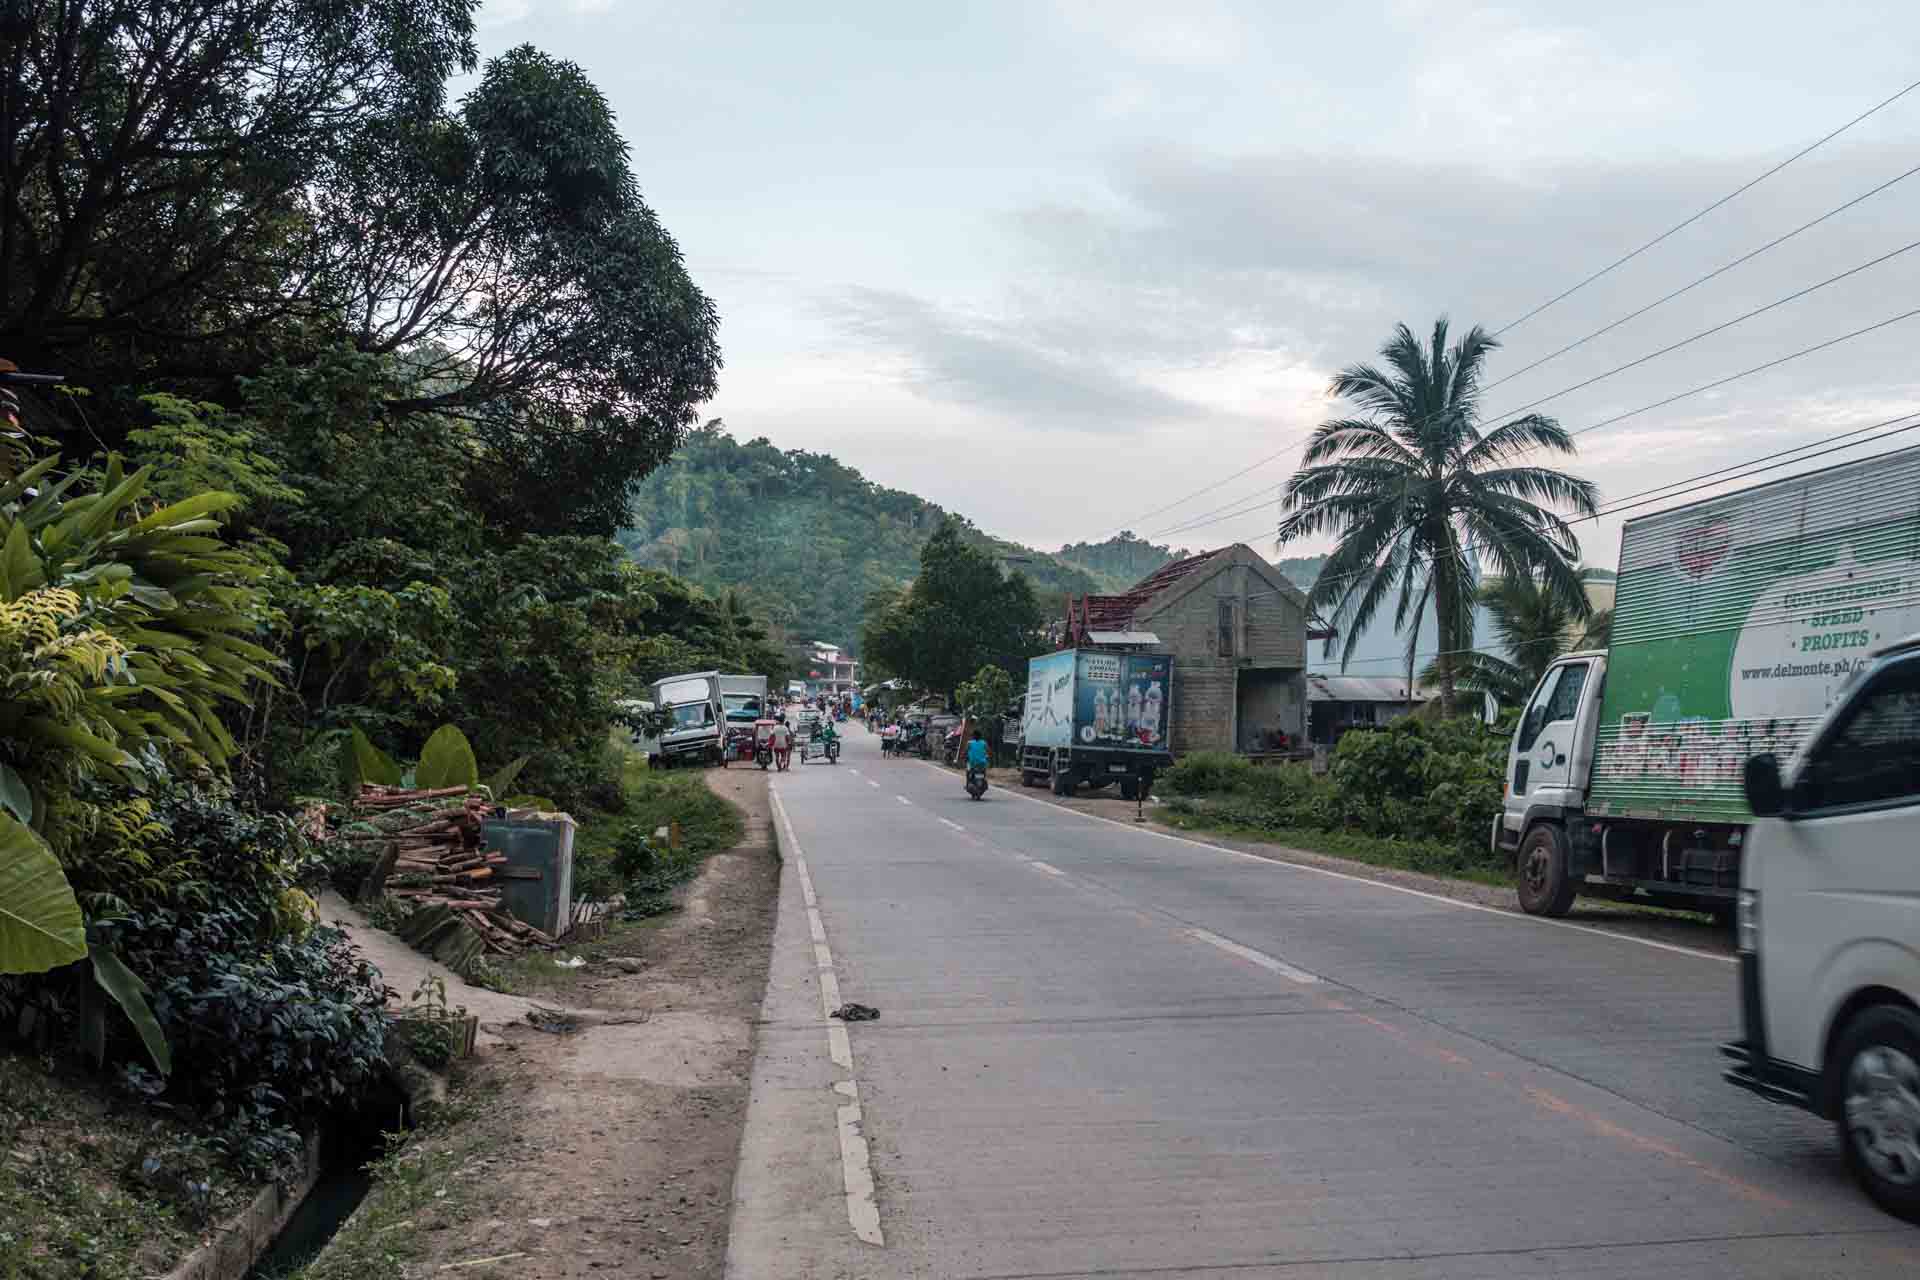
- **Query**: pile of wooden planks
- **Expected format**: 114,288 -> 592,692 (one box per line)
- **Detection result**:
337,785 -> 556,963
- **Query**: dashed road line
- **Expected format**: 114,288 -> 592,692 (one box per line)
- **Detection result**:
895,795 -> 913,806
1187,927 -> 1321,984
770,785 -> 883,1247
1029,860 -> 1066,877
938,817 -> 965,832
866,778 -> 880,788
958,761 -> 1733,967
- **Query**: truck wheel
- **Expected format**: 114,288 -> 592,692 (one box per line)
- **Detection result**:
1834,1004 -> 1920,1223
1119,779 -> 1139,801
1516,824 -> 1577,917
1020,770 -> 1040,788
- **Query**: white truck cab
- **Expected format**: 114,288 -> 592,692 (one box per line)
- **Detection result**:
1497,650 -> 1608,916
1723,634 -> 1920,1222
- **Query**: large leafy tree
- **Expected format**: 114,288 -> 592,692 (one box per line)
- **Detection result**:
2,7 -> 719,541
861,522 -> 1043,699
1279,319 -> 1598,715
0,0 -> 479,383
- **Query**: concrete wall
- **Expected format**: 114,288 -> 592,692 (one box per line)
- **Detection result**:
1138,551 -> 1308,755
1236,668 -> 1308,750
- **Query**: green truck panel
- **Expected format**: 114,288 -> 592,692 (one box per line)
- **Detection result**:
1587,445 -> 1920,823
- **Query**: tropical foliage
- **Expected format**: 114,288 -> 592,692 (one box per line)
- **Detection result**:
1421,573 -> 1613,707
1279,319 -> 1598,714
861,523 -> 1046,700
621,423 -> 1113,650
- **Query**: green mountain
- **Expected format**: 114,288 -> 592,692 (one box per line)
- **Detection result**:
620,424 -> 1128,652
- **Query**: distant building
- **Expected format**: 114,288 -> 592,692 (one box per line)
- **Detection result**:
1065,544 -> 1309,755
805,642 -> 859,697
1306,674 -> 1434,746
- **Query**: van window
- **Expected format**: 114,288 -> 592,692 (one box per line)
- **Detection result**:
1797,657 -> 1920,811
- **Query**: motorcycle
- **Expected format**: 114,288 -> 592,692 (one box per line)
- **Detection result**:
965,764 -> 988,800
825,736 -> 841,763
751,718 -> 777,770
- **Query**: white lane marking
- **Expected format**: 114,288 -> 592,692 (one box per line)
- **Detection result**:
848,768 -> 861,777
1029,860 -> 1066,877
866,779 -> 880,789
963,763 -> 1734,967
827,1022 -> 853,1070
837,1100 -> 884,1246
1187,927 -> 1321,984
895,795 -> 913,806
767,786 -> 885,1248
938,818 -> 965,832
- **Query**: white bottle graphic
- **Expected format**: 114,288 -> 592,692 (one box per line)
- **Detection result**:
1126,684 -> 1143,740
1093,690 -> 1109,738
1143,681 -> 1163,744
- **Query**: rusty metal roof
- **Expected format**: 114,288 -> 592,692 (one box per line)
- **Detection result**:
1067,548 -> 1230,643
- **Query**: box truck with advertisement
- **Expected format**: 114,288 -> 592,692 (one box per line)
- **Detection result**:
1019,648 -> 1174,800
1496,444 -> 1920,917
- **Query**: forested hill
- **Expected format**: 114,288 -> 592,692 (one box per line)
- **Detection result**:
619,425 -> 1126,649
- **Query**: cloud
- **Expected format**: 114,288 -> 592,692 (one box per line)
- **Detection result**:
478,0 -> 619,29
820,286 -> 1234,432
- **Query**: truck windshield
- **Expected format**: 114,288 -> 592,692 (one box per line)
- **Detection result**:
672,703 -> 713,728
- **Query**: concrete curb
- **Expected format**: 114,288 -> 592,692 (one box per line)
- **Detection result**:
161,1129 -> 322,1280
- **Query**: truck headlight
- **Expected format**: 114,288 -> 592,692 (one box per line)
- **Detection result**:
1736,889 -> 1758,954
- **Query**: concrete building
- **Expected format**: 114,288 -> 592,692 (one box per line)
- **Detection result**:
1065,544 -> 1309,756
804,642 -> 859,697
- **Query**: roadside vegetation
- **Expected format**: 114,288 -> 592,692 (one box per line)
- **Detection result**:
1159,717 -> 1510,881
0,4 -> 780,1275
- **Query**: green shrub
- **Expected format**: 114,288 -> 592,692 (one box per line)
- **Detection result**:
1163,751 -> 1253,795
111,909 -> 388,1180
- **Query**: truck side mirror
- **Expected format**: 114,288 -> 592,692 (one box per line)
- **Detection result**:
1744,753 -> 1786,818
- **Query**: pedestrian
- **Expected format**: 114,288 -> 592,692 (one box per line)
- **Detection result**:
770,717 -> 793,771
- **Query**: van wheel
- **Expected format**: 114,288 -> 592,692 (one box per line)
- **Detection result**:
1516,824 -> 1577,917
1834,1004 -> 1920,1223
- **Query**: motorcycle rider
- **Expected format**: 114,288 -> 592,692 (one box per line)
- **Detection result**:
965,728 -> 990,784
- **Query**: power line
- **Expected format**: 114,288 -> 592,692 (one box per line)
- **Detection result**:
1226,410 -> 1920,619
1569,304 -> 1920,439
1099,77 -> 1920,538
1478,158 -> 1920,396
1485,236 -> 1920,421
1138,303 -> 1920,549
1492,75 -> 1920,336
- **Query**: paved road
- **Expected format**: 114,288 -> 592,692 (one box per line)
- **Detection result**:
725,729 -> 1919,1278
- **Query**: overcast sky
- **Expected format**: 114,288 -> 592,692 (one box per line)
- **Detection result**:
477,0 -> 1920,568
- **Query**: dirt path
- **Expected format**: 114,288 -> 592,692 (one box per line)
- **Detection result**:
346,767 -> 778,1280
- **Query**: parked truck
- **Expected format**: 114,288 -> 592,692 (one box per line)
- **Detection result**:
1019,647 -> 1174,800
718,674 -> 769,762
1497,444 -> 1920,917
651,671 -> 726,765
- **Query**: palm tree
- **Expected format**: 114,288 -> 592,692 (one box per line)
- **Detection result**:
1279,318 -> 1598,715
1421,573 -> 1612,708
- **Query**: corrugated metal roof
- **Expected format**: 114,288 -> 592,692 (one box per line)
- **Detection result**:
1069,548 -> 1230,642
1307,674 -> 1430,703
1086,630 -> 1162,645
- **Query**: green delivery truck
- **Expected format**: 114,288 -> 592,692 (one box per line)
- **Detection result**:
1495,444 -> 1920,917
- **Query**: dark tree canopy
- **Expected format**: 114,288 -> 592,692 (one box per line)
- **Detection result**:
0,5 -> 720,539
861,521 -> 1045,699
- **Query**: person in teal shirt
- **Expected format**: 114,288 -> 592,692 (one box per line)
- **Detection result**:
965,729 -> 989,770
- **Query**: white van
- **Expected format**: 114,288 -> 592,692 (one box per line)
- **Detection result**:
1724,633 -> 1920,1221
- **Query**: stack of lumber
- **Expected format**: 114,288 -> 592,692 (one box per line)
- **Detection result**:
336,785 -> 556,964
